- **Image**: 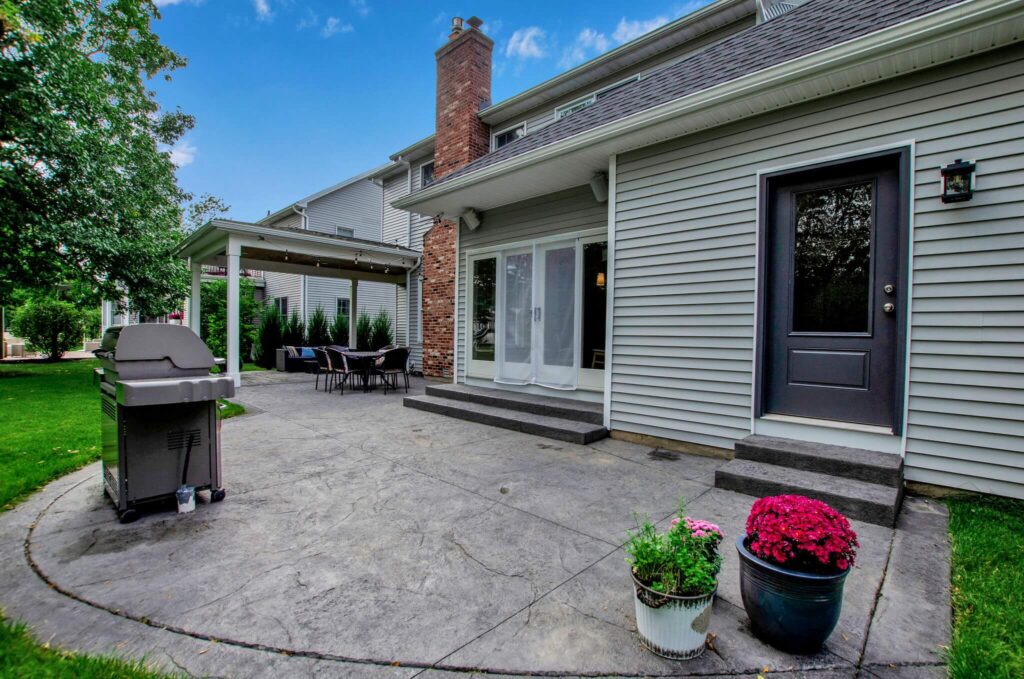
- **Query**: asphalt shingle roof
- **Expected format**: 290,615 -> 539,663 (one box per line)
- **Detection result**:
432,0 -> 963,187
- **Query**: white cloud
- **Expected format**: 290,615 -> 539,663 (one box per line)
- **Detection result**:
505,26 -> 547,60
350,0 -> 370,17
154,0 -> 186,7
167,139 -> 197,168
322,17 -> 354,38
612,15 -> 670,44
296,8 -> 318,30
253,0 -> 272,22
487,19 -> 503,36
559,27 -> 610,68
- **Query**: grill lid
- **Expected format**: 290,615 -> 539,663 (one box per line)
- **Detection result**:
96,324 -> 217,382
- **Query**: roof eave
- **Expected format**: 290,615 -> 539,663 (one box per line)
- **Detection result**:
395,0 -> 1022,216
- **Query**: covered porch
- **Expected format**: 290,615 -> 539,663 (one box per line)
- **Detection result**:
177,219 -> 420,385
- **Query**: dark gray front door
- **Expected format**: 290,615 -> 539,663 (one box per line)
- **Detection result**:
763,153 -> 905,428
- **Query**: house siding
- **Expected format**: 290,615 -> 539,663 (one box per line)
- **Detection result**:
612,46 -> 1024,498
456,185 -> 607,384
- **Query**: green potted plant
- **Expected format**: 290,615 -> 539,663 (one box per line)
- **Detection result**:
736,495 -> 859,654
626,501 -> 723,659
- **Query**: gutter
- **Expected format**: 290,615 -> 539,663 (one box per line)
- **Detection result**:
395,0 -> 1021,211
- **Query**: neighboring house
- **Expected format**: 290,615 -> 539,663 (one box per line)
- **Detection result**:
388,0 -> 1024,501
259,165 -> 403,347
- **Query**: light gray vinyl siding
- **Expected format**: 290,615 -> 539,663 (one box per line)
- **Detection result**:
612,45 -> 1024,498
410,158 -> 435,250
383,171 -> 410,245
456,185 -> 607,384
408,272 -> 422,371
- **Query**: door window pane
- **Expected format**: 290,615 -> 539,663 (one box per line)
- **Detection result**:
471,258 -> 495,361
503,253 -> 532,363
793,182 -> 872,333
543,246 -> 576,367
582,241 -> 607,369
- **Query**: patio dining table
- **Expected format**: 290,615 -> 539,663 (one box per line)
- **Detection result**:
341,350 -> 385,393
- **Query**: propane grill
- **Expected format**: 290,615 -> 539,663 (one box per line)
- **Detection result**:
95,324 -> 234,523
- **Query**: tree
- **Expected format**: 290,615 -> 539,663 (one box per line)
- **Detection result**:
282,310 -> 306,347
329,312 -> 349,347
369,309 -> 393,350
254,306 -> 283,369
184,193 -> 230,232
199,279 -> 259,362
11,299 -> 85,361
355,311 -> 372,351
306,307 -> 331,347
0,0 -> 194,315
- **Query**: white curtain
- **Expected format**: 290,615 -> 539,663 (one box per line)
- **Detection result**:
494,241 -> 580,390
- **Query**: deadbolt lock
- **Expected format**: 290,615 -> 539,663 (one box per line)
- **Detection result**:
883,302 -> 895,313
883,284 -> 895,295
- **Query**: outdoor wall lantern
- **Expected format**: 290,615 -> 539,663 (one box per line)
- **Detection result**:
941,158 -> 975,203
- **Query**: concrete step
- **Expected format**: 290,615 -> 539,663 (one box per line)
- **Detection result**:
425,383 -> 604,425
734,435 -> 903,487
404,394 -> 608,445
714,459 -> 902,527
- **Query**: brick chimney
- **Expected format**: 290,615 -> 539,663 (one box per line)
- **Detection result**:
421,16 -> 492,379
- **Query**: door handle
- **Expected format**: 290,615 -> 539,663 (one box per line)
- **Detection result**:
883,303 -> 895,314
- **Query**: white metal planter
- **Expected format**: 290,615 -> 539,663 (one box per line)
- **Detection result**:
632,574 -> 716,660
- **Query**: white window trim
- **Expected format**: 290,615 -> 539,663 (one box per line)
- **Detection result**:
490,122 -> 527,151
466,252 -> 496,379
420,161 -> 435,188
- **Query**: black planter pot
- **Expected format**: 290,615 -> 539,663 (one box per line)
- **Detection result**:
736,536 -> 850,654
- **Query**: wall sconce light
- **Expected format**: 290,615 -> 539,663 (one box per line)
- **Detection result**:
596,271 -> 606,289
941,159 -> 975,203
589,172 -> 609,203
462,208 -> 481,231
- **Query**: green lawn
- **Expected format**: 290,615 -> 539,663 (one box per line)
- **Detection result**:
947,494 -> 1024,679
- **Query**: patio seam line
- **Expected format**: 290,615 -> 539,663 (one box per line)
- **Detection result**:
411,487 -> 716,677
853,525 -> 899,674
585,444 -> 723,484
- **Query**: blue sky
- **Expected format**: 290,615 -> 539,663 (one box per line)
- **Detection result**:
152,0 -> 711,222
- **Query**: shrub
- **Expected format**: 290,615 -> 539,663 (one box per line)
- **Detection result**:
11,299 -> 85,361
254,306 -> 284,369
355,311 -> 372,351
369,309 -> 393,350
625,499 -> 723,598
306,306 -> 331,347
329,312 -> 350,347
282,310 -> 306,347
745,495 -> 859,574
199,279 -> 260,361
82,307 -> 102,339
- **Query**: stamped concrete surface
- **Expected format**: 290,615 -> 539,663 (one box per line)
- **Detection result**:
0,372 -> 951,677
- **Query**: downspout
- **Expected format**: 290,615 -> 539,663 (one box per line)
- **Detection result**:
293,204 -> 308,323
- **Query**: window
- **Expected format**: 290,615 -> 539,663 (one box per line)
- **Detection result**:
420,161 -> 435,188
336,298 -> 350,320
471,257 -> 496,361
555,95 -> 596,120
553,75 -> 640,120
335,226 -> 354,238
274,297 -> 288,317
492,124 -> 525,150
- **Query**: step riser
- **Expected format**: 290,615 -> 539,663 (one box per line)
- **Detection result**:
424,385 -> 603,425
714,469 -> 901,527
404,397 -> 607,445
734,443 -> 902,488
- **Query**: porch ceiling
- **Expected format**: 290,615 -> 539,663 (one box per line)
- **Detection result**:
177,219 -> 420,285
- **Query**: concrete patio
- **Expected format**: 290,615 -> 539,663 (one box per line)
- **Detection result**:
0,372 -> 950,677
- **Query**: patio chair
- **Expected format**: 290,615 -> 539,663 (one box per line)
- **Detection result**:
374,347 -> 411,395
325,347 -> 357,395
312,348 -> 338,392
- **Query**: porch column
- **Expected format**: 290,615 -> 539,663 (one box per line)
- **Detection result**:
348,279 -> 358,349
189,260 -> 203,335
226,238 -> 241,388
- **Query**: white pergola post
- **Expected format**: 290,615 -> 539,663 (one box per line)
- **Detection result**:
226,238 -> 241,388
189,260 -> 203,335
348,279 -> 358,349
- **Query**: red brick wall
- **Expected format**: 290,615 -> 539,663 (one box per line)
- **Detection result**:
421,25 -> 492,378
